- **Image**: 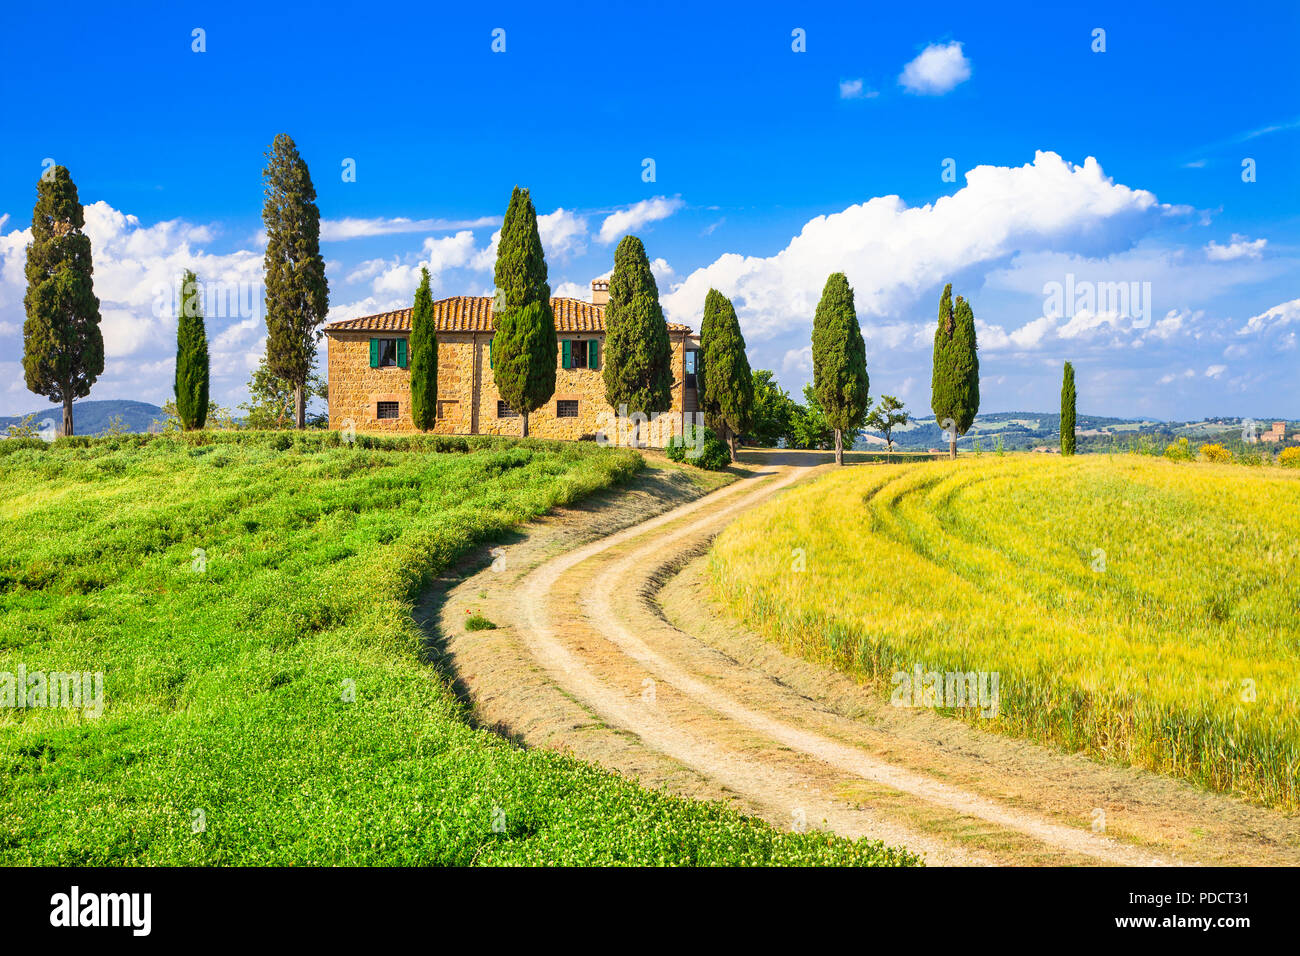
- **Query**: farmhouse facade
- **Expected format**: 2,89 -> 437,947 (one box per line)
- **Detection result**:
324,280 -> 701,443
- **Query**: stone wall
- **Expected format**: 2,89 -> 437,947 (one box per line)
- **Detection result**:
326,328 -> 700,446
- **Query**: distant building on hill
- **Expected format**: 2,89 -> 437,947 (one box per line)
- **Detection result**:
1260,421 -> 1287,444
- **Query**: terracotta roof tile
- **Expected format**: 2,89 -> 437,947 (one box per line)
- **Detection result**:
326,296 -> 693,334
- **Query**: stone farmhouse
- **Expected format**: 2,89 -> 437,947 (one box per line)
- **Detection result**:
324,279 -> 701,443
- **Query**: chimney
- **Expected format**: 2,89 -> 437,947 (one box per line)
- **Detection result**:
591,278 -> 609,307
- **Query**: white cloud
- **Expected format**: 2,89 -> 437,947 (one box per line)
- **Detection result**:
598,196 -> 685,244
1205,364 -> 1227,378
899,41 -> 971,95
552,280 -> 590,301
1205,234 -> 1266,261
649,257 -> 674,286
662,152 -> 1165,341
1238,297 -> 1300,335
1158,368 -> 1197,385
537,207 -> 589,260
839,79 -> 878,100
320,215 -> 496,241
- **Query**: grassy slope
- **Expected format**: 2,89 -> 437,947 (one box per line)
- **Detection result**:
0,433 -> 916,866
710,455 -> 1300,811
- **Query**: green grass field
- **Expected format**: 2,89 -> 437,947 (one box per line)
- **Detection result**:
0,433 -> 917,866
710,454 -> 1300,811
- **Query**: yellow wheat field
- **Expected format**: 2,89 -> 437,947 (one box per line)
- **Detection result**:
709,454 -> 1300,811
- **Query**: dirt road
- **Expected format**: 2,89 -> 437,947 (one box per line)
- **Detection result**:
425,451 -> 1300,866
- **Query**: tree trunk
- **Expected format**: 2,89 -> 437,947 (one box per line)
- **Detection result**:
522,411 -> 529,438
62,394 -> 74,437
728,432 -> 738,461
834,428 -> 843,466
949,437 -> 957,459
294,384 -> 306,430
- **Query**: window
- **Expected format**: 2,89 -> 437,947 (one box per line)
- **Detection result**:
437,400 -> 459,420
561,339 -> 599,370
556,400 -> 579,418
497,401 -> 519,418
685,350 -> 699,389
370,338 -> 407,368
376,401 -> 399,420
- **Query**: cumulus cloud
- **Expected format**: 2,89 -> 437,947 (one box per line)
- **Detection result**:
320,215 -> 497,241
899,41 -> 971,95
1238,297 -> 1300,335
839,79 -> 878,100
662,152 -> 1165,341
598,196 -> 685,244
1205,234 -> 1266,261
1205,364 -> 1227,378
1159,368 -> 1197,385
537,207 -> 589,260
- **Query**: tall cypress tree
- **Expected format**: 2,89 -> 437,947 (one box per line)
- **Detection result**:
175,269 -> 210,430
491,186 -> 556,437
811,273 -> 870,466
1060,361 -> 1077,456
931,284 -> 980,459
601,235 -> 673,445
408,267 -> 438,431
699,288 -> 754,460
22,165 -> 104,437
262,133 -> 329,429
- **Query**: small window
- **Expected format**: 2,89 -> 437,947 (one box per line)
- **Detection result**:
497,401 -> 519,418
571,340 -> 588,369
556,400 -> 579,418
376,401 -> 399,420
437,400 -> 459,420
685,349 -> 699,389
377,339 -> 398,367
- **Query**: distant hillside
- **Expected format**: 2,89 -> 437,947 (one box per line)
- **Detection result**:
0,400 -> 163,436
860,412 -> 1296,452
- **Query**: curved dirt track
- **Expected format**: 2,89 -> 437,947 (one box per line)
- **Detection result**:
428,451 -> 1300,866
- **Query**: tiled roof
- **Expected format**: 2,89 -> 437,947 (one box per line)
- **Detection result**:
326,296 -> 693,334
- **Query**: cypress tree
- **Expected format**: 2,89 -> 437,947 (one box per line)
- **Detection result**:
408,267 -> 438,431
601,235 -> 674,445
22,165 -> 104,437
931,283 -> 980,459
262,133 -> 329,429
175,269 -> 210,430
811,272 -> 870,466
491,186 -> 556,436
1060,361 -> 1077,456
699,288 -> 753,460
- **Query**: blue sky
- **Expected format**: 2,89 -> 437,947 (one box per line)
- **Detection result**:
1,0 -> 1297,420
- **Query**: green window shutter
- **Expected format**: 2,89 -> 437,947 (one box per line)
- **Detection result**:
589,339 -> 599,371
397,338 -> 408,368
369,338 -> 379,368
488,337 -> 494,369
561,340 -> 572,369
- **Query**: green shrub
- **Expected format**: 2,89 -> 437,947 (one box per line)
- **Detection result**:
667,424 -> 731,471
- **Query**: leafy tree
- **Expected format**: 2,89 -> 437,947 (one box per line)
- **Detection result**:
788,384 -> 835,449
931,283 -> 980,459
262,133 -> 329,429
746,369 -> 795,446
240,356 -> 328,429
175,269 -> 210,430
811,272 -> 870,465
865,395 -> 909,453
408,267 -> 438,431
1060,361 -> 1077,456
601,235 -> 673,444
22,165 -> 104,437
698,289 -> 754,459
491,186 -> 556,437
